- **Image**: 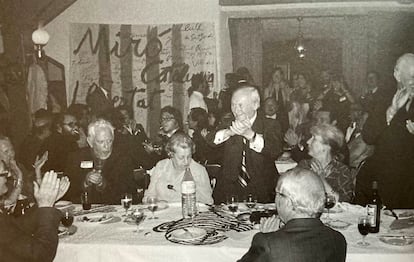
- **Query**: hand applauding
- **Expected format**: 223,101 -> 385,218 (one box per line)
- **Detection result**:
260,215 -> 281,233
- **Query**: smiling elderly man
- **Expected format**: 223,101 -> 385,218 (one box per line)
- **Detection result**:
238,168 -> 347,262
64,119 -> 135,204
208,86 -> 281,204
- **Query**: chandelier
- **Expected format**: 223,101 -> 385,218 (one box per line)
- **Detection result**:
294,17 -> 305,59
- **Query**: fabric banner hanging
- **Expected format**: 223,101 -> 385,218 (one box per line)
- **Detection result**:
69,22 -> 217,138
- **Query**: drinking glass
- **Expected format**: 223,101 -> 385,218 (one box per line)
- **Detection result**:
132,209 -> 145,233
121,193 -> 133,216
357,216 -> 370,246
227,195 -> 239,215
147,196 -> 158,219
325,194 -> 336,221
81,192 -> 91,210
245,194 -> 257,212
61,211 -> 74,234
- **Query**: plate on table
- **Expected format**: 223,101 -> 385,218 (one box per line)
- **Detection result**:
58,225 -> 77,237
55,200 -> 73,208
379,235 -> 414,246
143,200 -> 169,211
221,203 -> 249,214
323,205 -> 344,214
326,220 -> 351,230
170,227 -> 207,241
78,214 -> 114,223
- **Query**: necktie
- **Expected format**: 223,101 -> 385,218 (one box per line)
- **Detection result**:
238,138 -> 250,188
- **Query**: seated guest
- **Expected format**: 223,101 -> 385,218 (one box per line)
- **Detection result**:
143,106 -> 183,165
18,109 -> 53,171
0,166 -> 70,262
208,86 -> 280,204
143,132 -> 213,205
64,119 -> 135,204
238,167 -> 346,262
263,97 -> 288,134
111,106 -> 151,169
40,112 -> 83,172
298,124 -> 354,202
0,136 -> 31,204
188,107 -> 221,165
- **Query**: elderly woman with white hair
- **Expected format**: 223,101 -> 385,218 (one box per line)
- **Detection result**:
143,132 -> 213,205
298,123 -> 354,202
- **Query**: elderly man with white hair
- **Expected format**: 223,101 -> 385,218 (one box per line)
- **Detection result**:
238,167 -> 347,262
209,86 -> 281,204
64,119 -> 135,204
356,53 -> 414,208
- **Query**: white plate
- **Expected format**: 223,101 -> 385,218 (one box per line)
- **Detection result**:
379,236 -> 414,246
170,227 -> 206,241
327,220 -> 351,229
143,200 -> 169,211
55,201 -> 73,208
79,214 -> 113,223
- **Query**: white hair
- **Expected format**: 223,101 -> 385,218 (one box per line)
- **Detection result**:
395,53 -> 414,72
87,119 -> 114,140
277,168 -> 326,217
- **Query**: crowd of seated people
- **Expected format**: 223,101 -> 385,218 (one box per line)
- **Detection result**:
1,50 -> 414,261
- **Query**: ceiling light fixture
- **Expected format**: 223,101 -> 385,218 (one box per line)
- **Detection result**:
294,17 -> 305,59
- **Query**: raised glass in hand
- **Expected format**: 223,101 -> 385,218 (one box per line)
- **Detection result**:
245,194 -> 257,211
228,195 -> 239,215
121,193 -> 133,216
325,194 -> 336,221
147,196 -> 158,219
357,216 -> 370,246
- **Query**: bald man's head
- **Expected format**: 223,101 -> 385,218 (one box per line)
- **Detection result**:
394,53 -> 414,94
231,86 -> 260,121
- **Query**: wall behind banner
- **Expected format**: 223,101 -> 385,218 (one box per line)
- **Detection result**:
70,22 -> 216,137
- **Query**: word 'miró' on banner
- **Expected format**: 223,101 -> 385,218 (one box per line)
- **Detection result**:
70,22 -> 216,137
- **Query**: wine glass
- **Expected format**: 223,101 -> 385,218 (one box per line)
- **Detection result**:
61,211 -> 74,234
132,209 -> 145,233
121,193 -> 133,216
357,216 -> 370,246
245,194 -> 257,212
147,196 -> 158,219
325,194 -> 336,221
227,195 -> 239,215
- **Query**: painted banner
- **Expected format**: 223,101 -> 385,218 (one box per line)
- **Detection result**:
69,22 -> 216,137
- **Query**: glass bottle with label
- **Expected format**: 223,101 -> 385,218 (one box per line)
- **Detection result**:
367,181 -> 381,233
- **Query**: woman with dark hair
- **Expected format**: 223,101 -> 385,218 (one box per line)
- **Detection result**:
188,107 -> 219,164
143,132 -> 213,204
298,124 -> 354,202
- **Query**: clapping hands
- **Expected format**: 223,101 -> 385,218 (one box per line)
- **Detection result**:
34,171 -> 70,208
229,118 -> 255,140
260,215 -> 281,233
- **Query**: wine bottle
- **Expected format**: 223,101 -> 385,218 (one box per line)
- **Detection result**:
367,181 -> 381,233
181,167 -> 197,219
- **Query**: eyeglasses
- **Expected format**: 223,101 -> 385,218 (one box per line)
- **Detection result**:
0,171 -> 10,177
275,191 -> 288,198
160,117 -> 175,122
63,122 -> 78,128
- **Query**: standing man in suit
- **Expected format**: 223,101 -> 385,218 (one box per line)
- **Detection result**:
210,86 -> 280,203
238,168 -> 347,262
64,119 -> 135,204
356,53 -> 414,208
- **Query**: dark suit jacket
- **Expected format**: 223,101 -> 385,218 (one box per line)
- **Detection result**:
64,147 -> 135,204
210,113 -> 280,204
86,86 -> 113,116
238,218 -> 347,262
356,91 -> 414,208
0,207 -> 61,262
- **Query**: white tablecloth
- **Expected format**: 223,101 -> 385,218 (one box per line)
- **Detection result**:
54,203 -> 414,262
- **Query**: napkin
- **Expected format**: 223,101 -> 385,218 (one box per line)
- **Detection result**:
389,217 -> 414,230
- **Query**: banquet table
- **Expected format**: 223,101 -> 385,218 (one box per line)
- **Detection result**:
54,203 -> 414,262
